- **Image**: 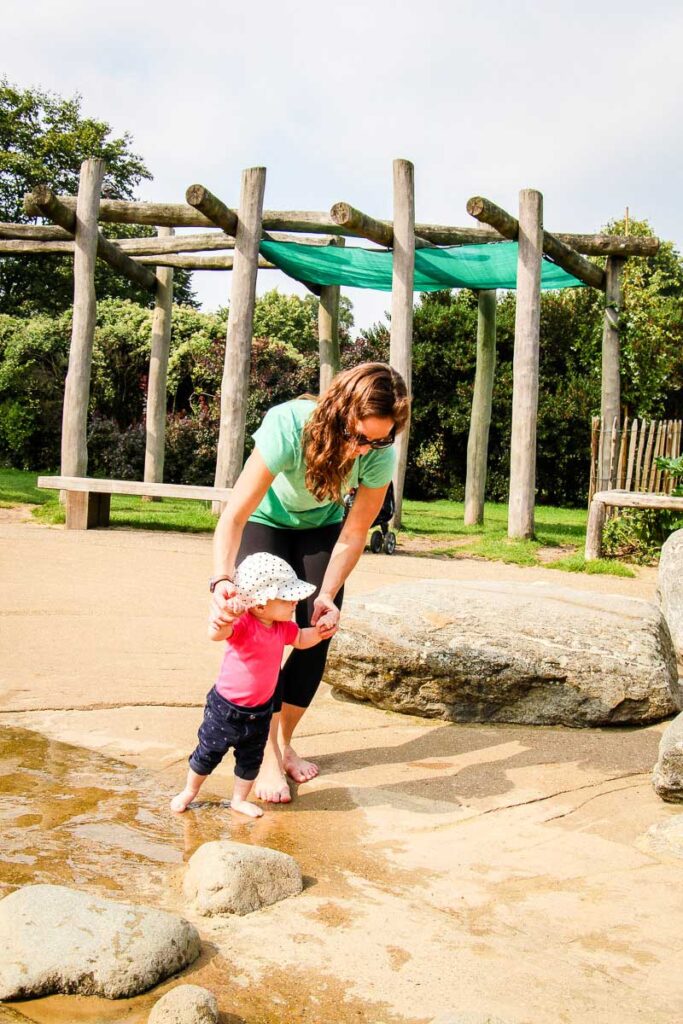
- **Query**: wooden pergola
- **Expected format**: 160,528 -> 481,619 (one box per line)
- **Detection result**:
1,158 -> 659,535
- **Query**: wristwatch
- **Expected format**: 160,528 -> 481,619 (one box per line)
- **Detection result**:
209,575 -> 232,593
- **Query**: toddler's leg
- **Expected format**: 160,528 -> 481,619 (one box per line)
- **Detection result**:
170,767 -> 206,813
230,775 -> 263,817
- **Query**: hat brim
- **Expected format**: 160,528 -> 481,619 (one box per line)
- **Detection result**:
276,579 -> 317,601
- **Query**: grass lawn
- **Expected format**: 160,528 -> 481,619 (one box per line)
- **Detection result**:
0,468 -> 634,577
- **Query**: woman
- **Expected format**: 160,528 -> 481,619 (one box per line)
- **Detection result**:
209,362 -> 410,803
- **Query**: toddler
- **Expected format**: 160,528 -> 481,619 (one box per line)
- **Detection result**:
171,552 -> 335,817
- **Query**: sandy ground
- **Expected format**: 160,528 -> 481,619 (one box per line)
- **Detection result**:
1,514 -> 682,1024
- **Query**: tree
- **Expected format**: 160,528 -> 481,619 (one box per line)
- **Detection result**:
0,78 -> 196,313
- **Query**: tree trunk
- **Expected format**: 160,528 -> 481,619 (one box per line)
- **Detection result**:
464,290 -> 497,525
61,160 -> 105,479
318,284 -> 340,394
389,159 -> 415,529
599,257 -> 625,488
214,168 -> 266,497
144,227 -> 175,490
508,190 -> 543,539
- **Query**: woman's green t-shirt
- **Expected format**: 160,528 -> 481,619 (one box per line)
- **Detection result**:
249,399 -> 395,530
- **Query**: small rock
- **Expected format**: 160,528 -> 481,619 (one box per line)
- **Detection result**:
652,711 -> 683,802
148,984 -> 219,1024
658,529 -> 683,661
641,816 -> 683,859
184,840 -> 303,916
0,884 -> 201,1000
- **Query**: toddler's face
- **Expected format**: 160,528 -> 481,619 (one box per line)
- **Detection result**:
262,597 -> 298,621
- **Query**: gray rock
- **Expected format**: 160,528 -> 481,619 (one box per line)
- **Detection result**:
325,580 -> 680,727
653,711 -> 683,802
148,984 -> 219,1024
184,841 -> 302,916
658,529 -> 683,661
0,884 -> 201,1000
641,816 -> 683,858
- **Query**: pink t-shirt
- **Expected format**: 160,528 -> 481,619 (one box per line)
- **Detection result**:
215,613 -> 299,707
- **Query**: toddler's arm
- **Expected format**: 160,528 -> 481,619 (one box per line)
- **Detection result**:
293,622 -> 337,649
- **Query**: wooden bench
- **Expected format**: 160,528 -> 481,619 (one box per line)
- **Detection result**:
585,489 -> 683,560
37,476 -> 233,530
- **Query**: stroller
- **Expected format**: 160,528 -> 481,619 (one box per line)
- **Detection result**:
343,481 -> 397,555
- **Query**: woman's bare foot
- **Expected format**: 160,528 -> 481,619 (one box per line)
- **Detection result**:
170,788 -> 199,813
230,799 -> 264,817
283,745 -> 319,783
253,746 -> 291,802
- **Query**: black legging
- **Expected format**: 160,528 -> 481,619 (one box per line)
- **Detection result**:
236,520 -> 344,712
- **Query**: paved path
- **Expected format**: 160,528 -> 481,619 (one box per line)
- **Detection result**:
1,520 -> 681,1024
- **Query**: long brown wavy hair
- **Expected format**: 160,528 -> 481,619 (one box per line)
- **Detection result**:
302,362 -> 410,504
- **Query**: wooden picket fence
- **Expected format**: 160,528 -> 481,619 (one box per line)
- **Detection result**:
589,416 -> 683,503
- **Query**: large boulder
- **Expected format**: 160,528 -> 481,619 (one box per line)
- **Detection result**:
658,529 -> 683,662
148,985 -> 219,1024
184,841 -> 302,917
0,885 -> 201,1000
652,711 -> 683,802
326,580 -> 680,727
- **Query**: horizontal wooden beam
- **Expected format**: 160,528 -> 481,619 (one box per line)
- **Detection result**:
19,194 -> 662,257
0,221 -> 73,241
24,186 -> 157,292
467,196 -> 606,290
0,229 -> 339,258
330,201 -> 434,248
133,253 -> 276,270
0,238 -> 75,254
185,184 -> 238,234
37,474 -> 233,502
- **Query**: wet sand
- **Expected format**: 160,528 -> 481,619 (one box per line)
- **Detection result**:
1,518 -> 682,1024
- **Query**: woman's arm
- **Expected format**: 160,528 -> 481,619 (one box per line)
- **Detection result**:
212,449 -> 275,578
311,483 -> 388,630
211,450 -> 274,623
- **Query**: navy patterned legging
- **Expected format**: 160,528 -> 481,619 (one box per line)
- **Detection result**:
236,520 -> 344,712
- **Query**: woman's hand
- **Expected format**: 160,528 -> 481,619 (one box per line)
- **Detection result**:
209,579 -> 242,630
311,594 -> 340,639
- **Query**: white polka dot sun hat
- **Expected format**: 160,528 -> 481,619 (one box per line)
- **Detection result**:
233,552 -> 317,607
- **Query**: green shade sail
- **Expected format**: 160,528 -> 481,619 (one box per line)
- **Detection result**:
259,239 -> 584,292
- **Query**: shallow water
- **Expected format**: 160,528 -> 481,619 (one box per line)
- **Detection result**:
0,727 -> 419,1024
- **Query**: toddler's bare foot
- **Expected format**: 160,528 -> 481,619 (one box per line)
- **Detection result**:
283,745 -> 319,783
170,789 -> 198,813
230,799 -> 264,818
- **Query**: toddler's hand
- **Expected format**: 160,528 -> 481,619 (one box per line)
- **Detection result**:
316,612 -> 338,638
225,595 -> 248,617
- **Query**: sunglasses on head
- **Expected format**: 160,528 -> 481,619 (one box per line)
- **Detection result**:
343,427 -> 396,450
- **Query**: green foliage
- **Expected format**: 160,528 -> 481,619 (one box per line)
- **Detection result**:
357,220 -> 682,508
654,454 -> 683,497
0,309 -> 71,467
0,78 -> 196,313
602,508 -> 683,564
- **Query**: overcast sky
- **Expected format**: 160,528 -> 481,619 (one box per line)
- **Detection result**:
4,0 -> 682,331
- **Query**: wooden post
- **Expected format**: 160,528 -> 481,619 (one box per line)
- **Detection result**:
389,159 -> 415,529
585,497 -> 606,560
318,284 -> 340,393
464,290 -> 497,525
599,256 -> 625,488
508,189 -> 543,539
214,167 -> 266,496
61,159 -> 105,479
143,227 -> 175,491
